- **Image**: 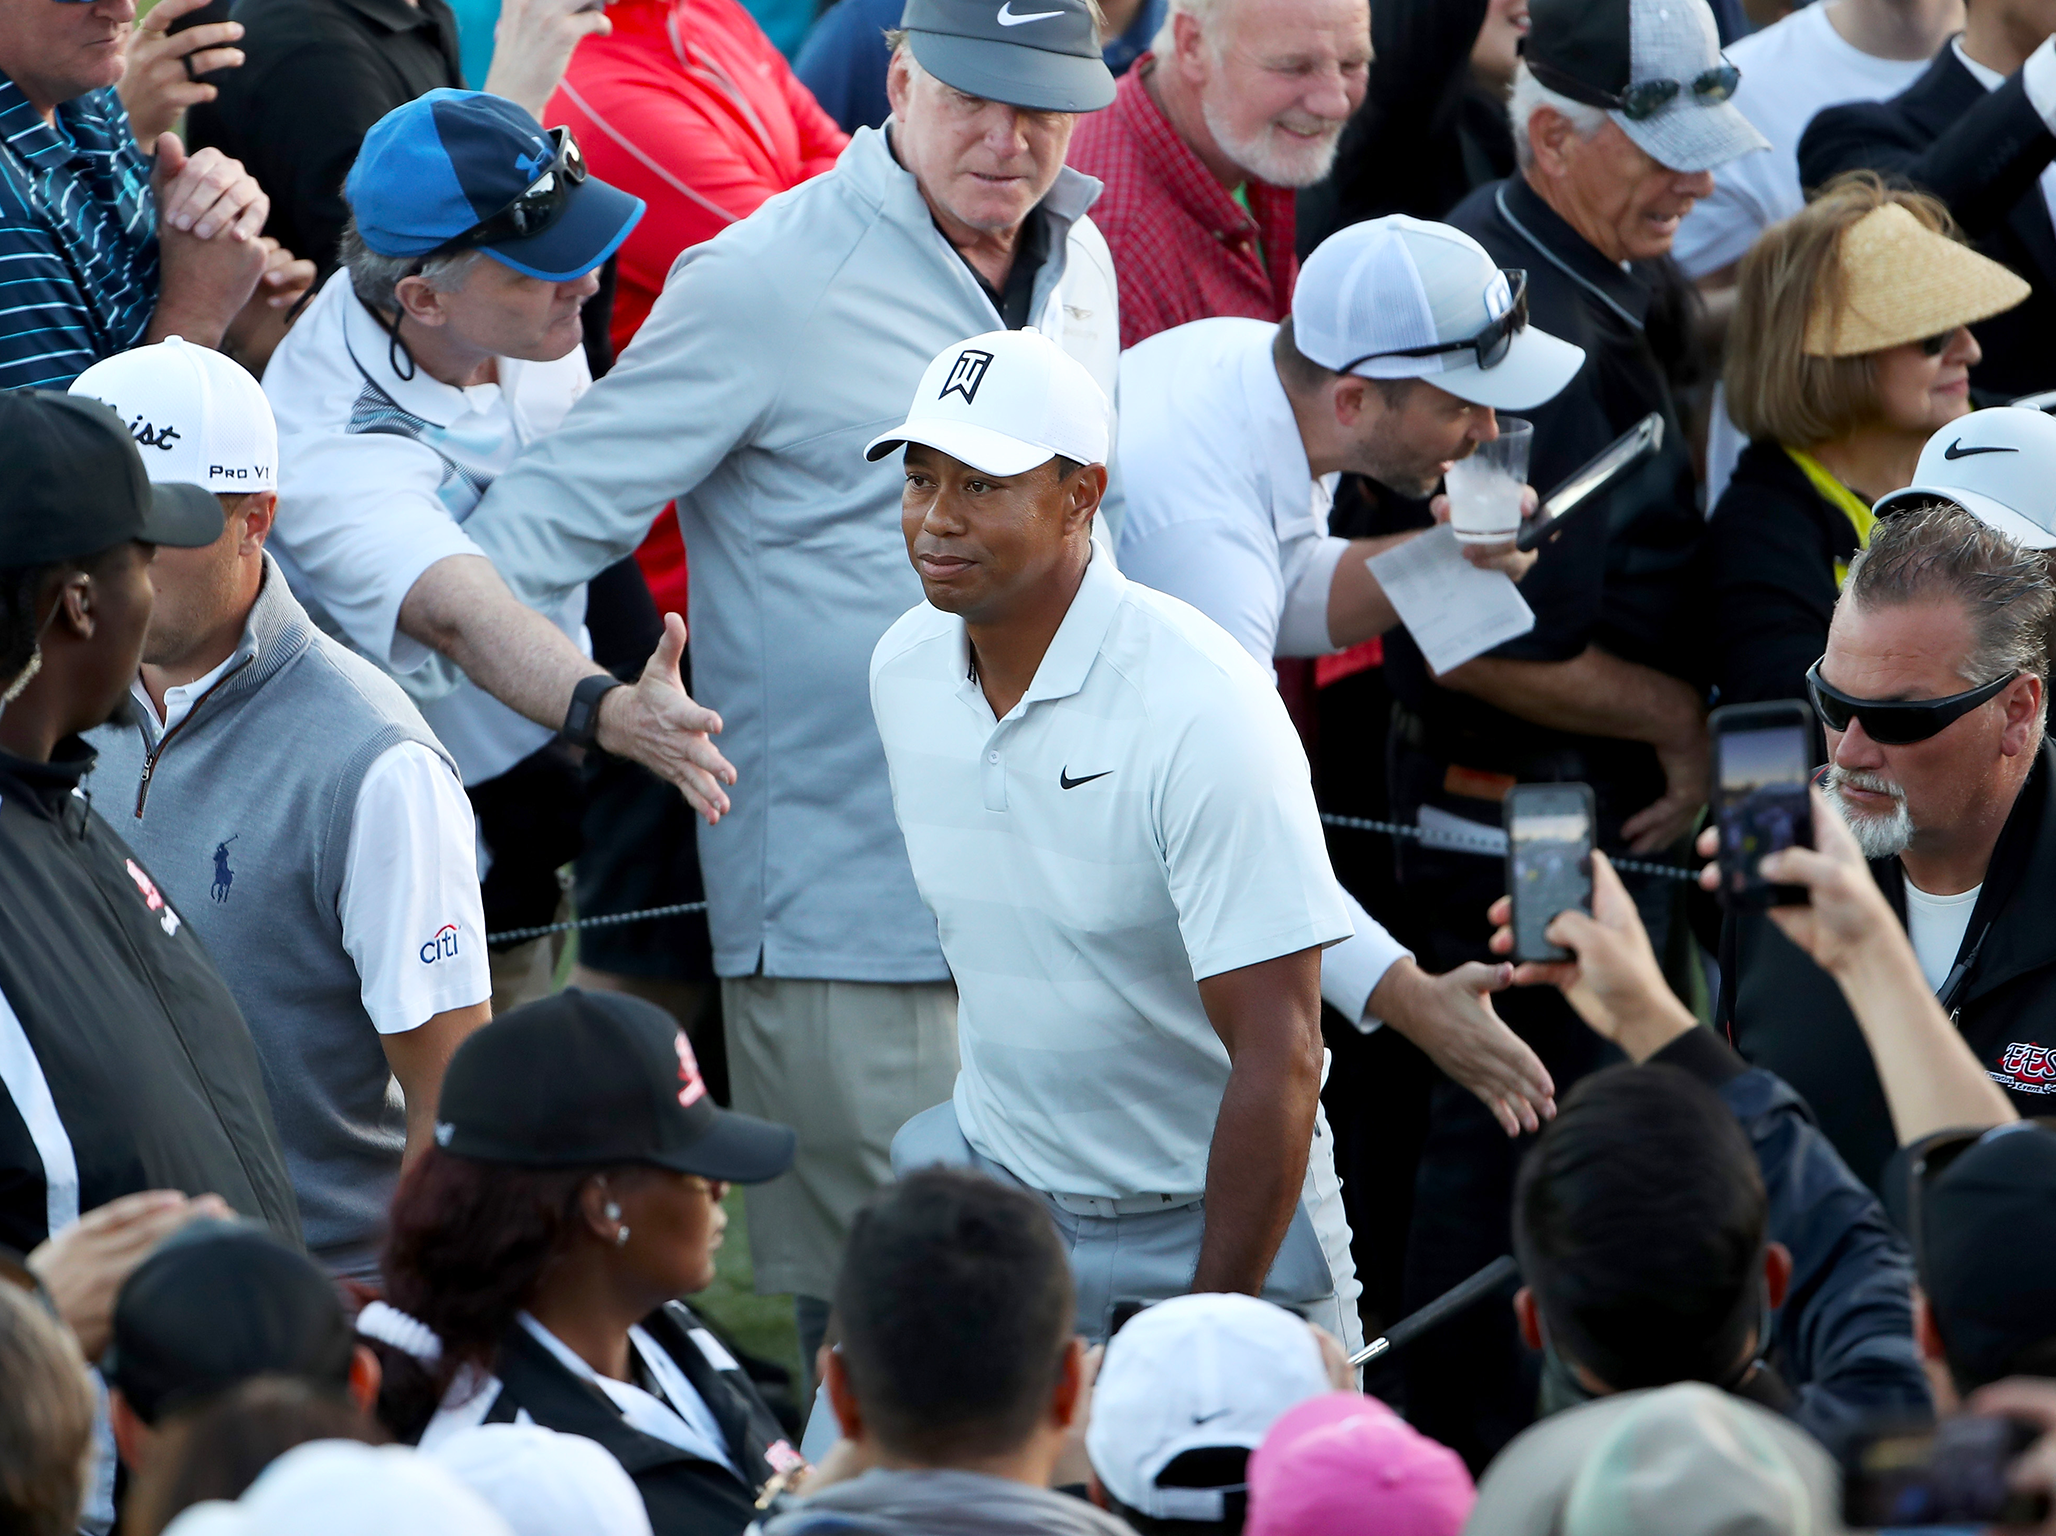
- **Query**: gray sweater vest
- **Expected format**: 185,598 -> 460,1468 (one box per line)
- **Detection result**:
88,556 -> 457,1275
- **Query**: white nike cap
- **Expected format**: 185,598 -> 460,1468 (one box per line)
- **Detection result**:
1293,215 -> 1587,412
864,329 -> 1108,478
1086,1294 -> 1331,1524
70,336 -> 277,495
1874,407 -> 2056,550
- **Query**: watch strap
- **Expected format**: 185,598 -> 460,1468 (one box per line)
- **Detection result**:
562,673 -> 626,749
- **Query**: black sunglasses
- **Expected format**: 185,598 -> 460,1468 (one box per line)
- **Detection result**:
1611,63 -> 1742,120
1920,328 -> 1961,357
1805,658 -> 2018,745
1343,269 -> 1529,375
435,126 -> 588,255
1906,1120 -> 2056,1279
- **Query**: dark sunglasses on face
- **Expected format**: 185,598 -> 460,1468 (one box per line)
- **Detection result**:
1343,269 -> 1529,375
1920,328 -> 1961,357
1805,657 -> 2019,745
435,126 -> 588,255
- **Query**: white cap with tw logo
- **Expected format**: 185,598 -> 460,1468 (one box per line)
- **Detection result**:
69,336 -> 277,495
864,329 -> 1109,478
1875,407 -> 2056,550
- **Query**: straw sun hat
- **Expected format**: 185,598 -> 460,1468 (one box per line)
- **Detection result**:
1803,202 -> 2030,358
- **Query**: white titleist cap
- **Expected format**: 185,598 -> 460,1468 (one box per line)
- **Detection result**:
70,336 -> 277,495
1874,407 -> 2056,551
865,329 -> 1109,477
1292,216 -> 1587,412
1086,1294 -> 1331,1523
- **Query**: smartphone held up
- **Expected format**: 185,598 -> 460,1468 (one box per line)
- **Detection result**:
1504,783 -> 1595,964
1710,701 -> 1815,908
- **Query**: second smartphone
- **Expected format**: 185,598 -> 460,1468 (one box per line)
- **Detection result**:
1710,700 -> 1815,907
1505,782 -> 1596,964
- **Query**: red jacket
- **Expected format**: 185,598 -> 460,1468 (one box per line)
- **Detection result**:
548,0 -> 848,613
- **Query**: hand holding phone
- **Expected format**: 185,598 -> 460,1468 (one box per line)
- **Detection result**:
1844,1415 -> 2053,1528
1710,701 -> 1815,908
1505,783 -> 1595,963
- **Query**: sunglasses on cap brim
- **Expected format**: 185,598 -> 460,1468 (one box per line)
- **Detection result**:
1529,58 -> 1741,121
1342,269 -> 1530,375
433,125 -> 588,256
1805,657 -> 2019,745
1905,1119 -> 2056,1279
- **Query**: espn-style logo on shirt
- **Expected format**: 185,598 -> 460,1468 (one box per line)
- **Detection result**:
1993,1042 -> 2056,1095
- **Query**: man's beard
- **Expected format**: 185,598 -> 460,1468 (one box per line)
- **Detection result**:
1201,100 -> 1345,189
1823,766 -> 1916,860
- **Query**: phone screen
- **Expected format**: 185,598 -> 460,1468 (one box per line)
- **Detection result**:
1715,720 -> 1813,904
1508,788 -> 1593,963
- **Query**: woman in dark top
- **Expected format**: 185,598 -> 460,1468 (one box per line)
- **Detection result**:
1709,175 -> 2028,707
360,989 -> 803,1536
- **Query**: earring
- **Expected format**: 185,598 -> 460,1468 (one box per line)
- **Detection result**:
603,1201 -> 622,1222
614,1225 -> 631,1247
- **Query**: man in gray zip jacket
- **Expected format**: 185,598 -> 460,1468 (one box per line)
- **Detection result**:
76,340 -> 493,1281
386,0 -> 1121,1365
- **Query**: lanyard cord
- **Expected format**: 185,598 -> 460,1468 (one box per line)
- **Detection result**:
1494,183 -> 1643,333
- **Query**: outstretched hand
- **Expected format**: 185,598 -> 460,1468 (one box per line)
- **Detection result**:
1488,851 -> 1696,1062
596,612 -> 737,824
1374,957 -> 1556,1136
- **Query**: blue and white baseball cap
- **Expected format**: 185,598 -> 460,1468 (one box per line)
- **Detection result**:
345,90 -> 644,283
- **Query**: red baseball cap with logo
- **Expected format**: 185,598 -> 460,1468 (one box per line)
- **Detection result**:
434,989 -> 795,1182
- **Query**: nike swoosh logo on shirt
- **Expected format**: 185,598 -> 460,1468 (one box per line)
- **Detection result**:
1943,440 -> 2019,460
1060,768 -> 1113,789
997,3 -> 1065,22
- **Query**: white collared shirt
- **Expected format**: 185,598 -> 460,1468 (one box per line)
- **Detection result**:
870,551 -> 1353,1200
1111,317 -> 1410,1029
262,268 -> 593,787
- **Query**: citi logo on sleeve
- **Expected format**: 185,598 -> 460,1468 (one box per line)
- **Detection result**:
941,349 -> 994,403
419,924 -> 461,965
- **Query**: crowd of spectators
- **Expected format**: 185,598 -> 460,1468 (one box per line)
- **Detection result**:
10,0 -> 2056,1530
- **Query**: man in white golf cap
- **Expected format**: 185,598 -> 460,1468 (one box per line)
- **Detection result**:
1085,1293 -> 1339,1531
871,329 -> 1364,1353
74,338 -> 491,1280
1117,214 -> 1584,1145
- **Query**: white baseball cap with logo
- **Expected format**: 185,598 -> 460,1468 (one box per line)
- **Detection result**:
1293,215 -> 1588,413
69,336 -> 277,495
1085,1293 -> 1332,1523
864,329 -> 1109,477
1873,407 -> 2056,551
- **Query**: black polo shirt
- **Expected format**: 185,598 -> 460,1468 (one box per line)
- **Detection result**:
186,0 -> 463,279
1382,174 -> 1706,813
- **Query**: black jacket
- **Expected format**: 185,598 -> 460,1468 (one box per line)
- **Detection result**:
1705,438 -> 1864,710
1660,1030 -> 1931,1441
1722,741 -> 2056,1192
478,1302 -> 794,1536
1303,0 -> 1516,252
0,742 -> 300,1251
185,0 -> 463,280
1799,46 -> 2056,402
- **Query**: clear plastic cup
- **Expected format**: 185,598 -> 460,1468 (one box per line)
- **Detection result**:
1444,418 -> 1532,544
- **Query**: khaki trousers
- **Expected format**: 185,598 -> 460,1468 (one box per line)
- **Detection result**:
721,976 -> 958,1300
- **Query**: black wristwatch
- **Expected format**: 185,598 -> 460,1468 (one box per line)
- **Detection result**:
561,673 -> 627,749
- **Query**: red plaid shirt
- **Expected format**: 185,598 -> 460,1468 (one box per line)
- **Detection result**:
1067,58 -> 1299,348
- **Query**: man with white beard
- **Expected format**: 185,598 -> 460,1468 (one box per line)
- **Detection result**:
1066,0 -> 1368,345
1721,493 -> 2056,1195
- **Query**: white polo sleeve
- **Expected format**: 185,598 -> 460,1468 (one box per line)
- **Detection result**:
1122,514 -> 1289,670
337,742 -> 491,1033
1322,891 -> 1411,1032
1158,677 -> 1355,981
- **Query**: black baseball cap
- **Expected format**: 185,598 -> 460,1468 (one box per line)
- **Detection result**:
900,0 -> 1115,113
0,390 -> 223,566
1915,1122 -> 2056,1387
104,1221 -> 354,1426
435,989 -> 797,1182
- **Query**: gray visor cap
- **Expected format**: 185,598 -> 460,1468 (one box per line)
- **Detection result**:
901,0 -> 1116,112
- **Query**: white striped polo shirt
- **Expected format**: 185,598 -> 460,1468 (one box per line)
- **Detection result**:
870,550 -> 1353,1201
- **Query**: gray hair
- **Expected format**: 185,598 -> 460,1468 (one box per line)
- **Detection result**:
1846,501 -> 2055,692
1509,62 -> 1608,171
1151,0 -> 1222,57
337,216 -> 482,317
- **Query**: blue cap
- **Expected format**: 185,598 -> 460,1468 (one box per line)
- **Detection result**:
344,89 -> 644,282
